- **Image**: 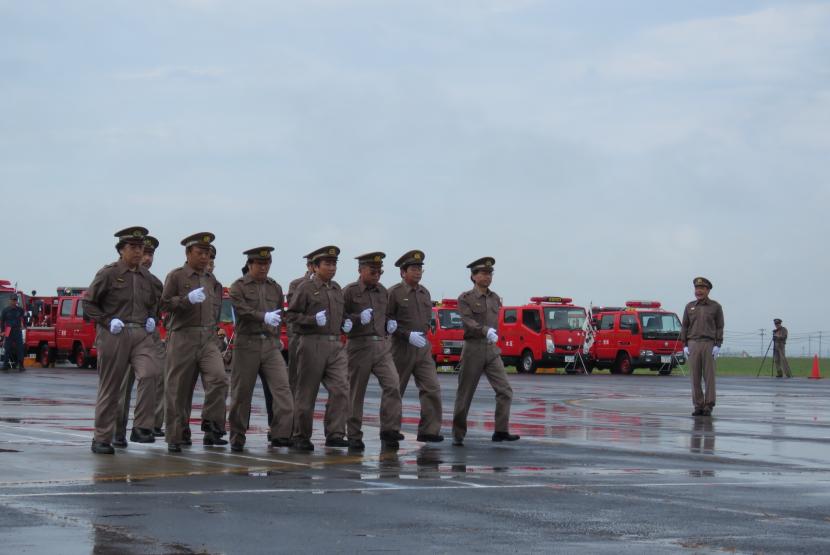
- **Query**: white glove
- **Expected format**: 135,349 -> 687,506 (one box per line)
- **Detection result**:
360,308 -> 373,325
315,310 -> 327,327
264,309 -> 281,327
386,319 -> 398,334
342,319 -> 353,333
683,346 -> 690,357
409,331 -> 427,348
110,318 -> 124,335
486,327 -> 498,344
712,346 -> 720,357
145,317 -> 156,333
187,287 -> 206,304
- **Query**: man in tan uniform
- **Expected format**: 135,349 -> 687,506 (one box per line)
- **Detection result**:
343,252 -> 403,451
161,232 -> 229,453
286,245 -> 351,451
387,250 -> 444,442
680,277 -> 724,417
84,226 -> 161,454
113,235 -> 165,447
452,257 -> 518,446
773,318 -> 792,378
228,246 -> 294,452
286,254 -> 314,394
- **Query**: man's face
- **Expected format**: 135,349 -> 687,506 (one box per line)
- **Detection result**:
694,285 -> 709,300
774,321 -> 781,329
187,246 -> 211,272
120,243 -> 144,268
141,251 -> 154,269
359,264 -> 382,287
401,265 -> 423,286
248,259 -> 271,281
472,269 -> 493,289
315,258 -> 337,281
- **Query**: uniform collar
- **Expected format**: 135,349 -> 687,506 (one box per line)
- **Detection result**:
312,274 -> 334,289
116,259 -> 145,276
471,287 -> 491,299
694,297 -> 711,306
242,273 -> 267,285
184,263 -> 208,278
359,280 -> 379,293
402,280 -> 422,294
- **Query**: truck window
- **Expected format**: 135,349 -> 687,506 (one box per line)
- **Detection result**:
60,299 -> 73,317
220,299 -> 235,324
544,307 -> 586,330
600,314 -> 615,330
503,309 -> 518,324
76,301 -> 84,317
438,309 -> 463,330
522,309 -> 542,332
620,314 -> 638,331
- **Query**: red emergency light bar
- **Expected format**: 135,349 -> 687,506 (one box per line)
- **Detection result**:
530,296 -> 572,305
434,299 -> 458,308
625,301 -> 662,309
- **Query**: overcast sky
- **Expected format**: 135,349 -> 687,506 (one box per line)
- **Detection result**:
1,1 -> 828,355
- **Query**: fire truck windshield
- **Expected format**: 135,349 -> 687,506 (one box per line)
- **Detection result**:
438,309 -> 463,330
638,312 -> 681,338
544,307 -> 586,330
0,291 -> 17,312
220,298 -> 235,324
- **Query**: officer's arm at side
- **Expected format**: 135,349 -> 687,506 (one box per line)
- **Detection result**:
679,305 -> 690,345
159,270 -> 192,314
285,281 -> 317,328
715,304 -> 724,347
229,281 -> 263,323
458,294 -> 487,339
82,268 -> 112,328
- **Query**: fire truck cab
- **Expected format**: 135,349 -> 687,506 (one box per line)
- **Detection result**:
26,294 -> 98,368
590,301 -> 685,375
428,299 -> 464,368
498,297 -> 589,374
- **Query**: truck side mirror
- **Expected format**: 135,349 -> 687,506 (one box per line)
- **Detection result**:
83,313 -> 91,322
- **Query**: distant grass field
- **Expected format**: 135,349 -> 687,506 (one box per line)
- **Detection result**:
442,357 -> 828,377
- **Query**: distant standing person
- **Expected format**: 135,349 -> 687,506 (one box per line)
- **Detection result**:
680,277 -> 724,417
772,318 -> 792,379
1,295 -> 26,370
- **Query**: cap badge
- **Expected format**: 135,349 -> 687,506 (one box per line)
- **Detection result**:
202,235 -> 211,243
132,230 -> 142,237
414,252 -> 422,260
260,250 -> 269,257
328,248 -> 336,255
374,255 -> 381,262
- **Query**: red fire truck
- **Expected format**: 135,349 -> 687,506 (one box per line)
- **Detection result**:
26,293 -> 98,368
428,299 -> 464,368
498,297 -> 589,374
589,301 -> 685,375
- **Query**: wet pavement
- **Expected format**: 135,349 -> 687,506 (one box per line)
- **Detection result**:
1,367 -> 829,554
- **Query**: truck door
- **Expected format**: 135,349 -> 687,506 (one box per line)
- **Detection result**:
594,314 -> 616,361
616,314 -> 639,355
521,308 -> 543,358
75,300 -> 96,351
499,308 -> 520,357
55,298 -> 75,351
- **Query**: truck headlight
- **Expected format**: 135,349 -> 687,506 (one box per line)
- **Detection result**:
639,350 -> 653,357
545,336 -> 555,354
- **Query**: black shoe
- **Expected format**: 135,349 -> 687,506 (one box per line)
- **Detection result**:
492,431 -> 520,442
112,436 -> 128,448
382,439 -> 399,450
204,431 -> 229,446
130,428 -> 156,443
348,438 -> 366,451
701,408 -> 712,417
291,438 -> 314,452
230,442 -> 245,452
152,427 -> 165,437
379,430 -> 400,442
452,438 -> 464,446
270,437 -> 292,447
182,427 -> 192,446
168,443 -> 182,453
692,408 -> 704,416
393,431 -> 405,441
416,433 -> 444,443
325,437 -> 349,448
91,441 -> 115,455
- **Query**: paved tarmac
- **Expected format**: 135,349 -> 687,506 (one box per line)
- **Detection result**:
1,366 -> 829,554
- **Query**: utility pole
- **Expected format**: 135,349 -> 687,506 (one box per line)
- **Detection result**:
820,332 -> 823,359
759,328 -> 765,357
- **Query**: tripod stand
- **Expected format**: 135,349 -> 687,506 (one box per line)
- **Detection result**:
755,338 -> 774,377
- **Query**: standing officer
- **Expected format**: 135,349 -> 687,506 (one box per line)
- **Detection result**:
83,227 -> 160,454
342,252 -> 403,451
680,277 -> 724,417
228,247 -> 294,452
113,235 -> 165,447
452,257 -> 518,446
773,318 -> 792,378
286,253 -> 314,394
286,245 -> 350,451
387,250 -> 444,443
1,295 -> 26,370
161,232 -> 229,453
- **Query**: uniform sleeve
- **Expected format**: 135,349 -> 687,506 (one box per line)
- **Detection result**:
387,288 -> 409,340
458,294 -> 487,338
213,281 -> 223,325
160,270 -> 192,314
149,276 -> 163,320
782,328 -> 788,342
679,305 -> 690,345
82,268 -> 111,327
286,281 -> 316,328
342,286 -> 358,325
230,281 -> 264,324
715,304 -> 724,347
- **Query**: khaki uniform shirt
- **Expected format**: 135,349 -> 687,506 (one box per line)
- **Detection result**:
83,260 -> 159,327
286,272 -> 312,337
286,274 -> 344,336
773,326 -> 788,345
680,297 -> 724,347
343,280 -> 389,338
386,281 -> 432,340
160,264 -> 223,331
458,288 -> 501,340
229,274 -> 284,338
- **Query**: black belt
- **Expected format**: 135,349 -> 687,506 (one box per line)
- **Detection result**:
172,325 -> 214,331
304,334 -> 340,341
239,333 -> 277,339
350,335 -> 385,341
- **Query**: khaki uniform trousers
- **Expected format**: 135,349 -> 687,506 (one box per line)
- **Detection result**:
229,334 -> 293,445
292,335 -> 349,441
452,340 -> 513,440
773,344 -> 792,377
287,334 -> 300,394
94,326 -> 159,443
165,328 -> 228,444
688,339 -> 717,410
347,336 -> 402,440
115,334 -> 165,439
391,337 -> 443,436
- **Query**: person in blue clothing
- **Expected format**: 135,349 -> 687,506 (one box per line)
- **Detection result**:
1,296 -> 27,370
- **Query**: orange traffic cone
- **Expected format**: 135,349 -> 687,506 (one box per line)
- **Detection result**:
809,354 -> 822,379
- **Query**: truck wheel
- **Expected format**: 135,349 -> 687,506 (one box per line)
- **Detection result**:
614,353 -> 633,375
519,350 -> 537,374
38,344 -> 50,367
73,345 -> 88,368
